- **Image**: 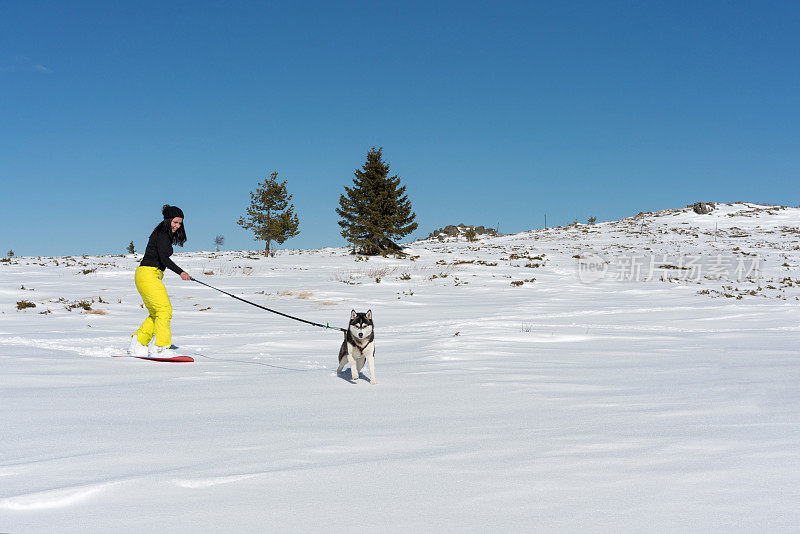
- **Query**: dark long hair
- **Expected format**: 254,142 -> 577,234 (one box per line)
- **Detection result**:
155,219 -> 187,246
153,206 -> 187,247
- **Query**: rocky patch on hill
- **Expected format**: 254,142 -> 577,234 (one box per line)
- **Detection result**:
427,224 -> 499,240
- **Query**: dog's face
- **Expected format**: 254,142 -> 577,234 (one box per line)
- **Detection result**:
349,309 -> 373,341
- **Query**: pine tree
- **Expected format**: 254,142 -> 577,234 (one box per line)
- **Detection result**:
336,147 -> 418,255
237,172 -> 300,257
126,241 -> 135,254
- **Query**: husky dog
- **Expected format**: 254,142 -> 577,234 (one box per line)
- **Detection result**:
337,310 -> 376,384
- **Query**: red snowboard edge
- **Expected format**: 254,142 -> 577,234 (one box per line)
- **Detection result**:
113,355 -> 194,363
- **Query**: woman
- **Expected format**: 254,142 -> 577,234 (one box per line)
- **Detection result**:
128,204 -> 191,356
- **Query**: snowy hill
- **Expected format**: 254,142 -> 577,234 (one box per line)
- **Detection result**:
1,202 -> 799,532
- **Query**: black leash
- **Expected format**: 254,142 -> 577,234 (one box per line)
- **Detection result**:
190,277 -> 346,333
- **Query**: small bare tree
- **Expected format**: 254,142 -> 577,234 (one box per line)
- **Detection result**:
214,235 -> 225,252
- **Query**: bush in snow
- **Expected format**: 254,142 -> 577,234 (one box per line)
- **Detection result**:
17,300 -> 36,310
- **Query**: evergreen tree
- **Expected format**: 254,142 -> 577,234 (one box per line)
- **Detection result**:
336,147 -> 418,255
126,241 -> 136,254
238,171 -> 300,256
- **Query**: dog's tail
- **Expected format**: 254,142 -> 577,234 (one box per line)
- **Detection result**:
337,330 -> 348,363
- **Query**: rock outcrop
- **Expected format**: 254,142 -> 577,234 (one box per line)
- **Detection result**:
690,202 -> 716,214
427,224 -> 499,240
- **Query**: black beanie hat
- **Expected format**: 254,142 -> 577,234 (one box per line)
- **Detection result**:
162,204 -> 184,219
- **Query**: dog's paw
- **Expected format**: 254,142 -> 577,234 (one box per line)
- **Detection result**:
370,379 -> 376,385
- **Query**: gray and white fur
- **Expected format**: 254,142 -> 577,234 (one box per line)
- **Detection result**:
337,310 -> 376,384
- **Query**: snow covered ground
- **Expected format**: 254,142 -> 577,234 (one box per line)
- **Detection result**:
2,202 -> 799,532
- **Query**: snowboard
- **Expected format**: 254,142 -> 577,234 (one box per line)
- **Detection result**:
113,355 -> 194,363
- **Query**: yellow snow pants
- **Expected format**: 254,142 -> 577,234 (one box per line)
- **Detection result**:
134,266 -> 172,348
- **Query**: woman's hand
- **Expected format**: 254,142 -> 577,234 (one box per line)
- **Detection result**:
180,272 -> 191,281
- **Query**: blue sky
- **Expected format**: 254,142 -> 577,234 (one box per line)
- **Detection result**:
2,1 -> 798,256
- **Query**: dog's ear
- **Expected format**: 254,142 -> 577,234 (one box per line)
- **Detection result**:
351,309 -> 357,320
366,309 -> 372,320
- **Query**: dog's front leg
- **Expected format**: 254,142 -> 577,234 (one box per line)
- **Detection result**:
347,347 -> 359,381
364,345 -> 376,385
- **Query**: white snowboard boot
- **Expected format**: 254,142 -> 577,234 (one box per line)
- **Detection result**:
149,344 -> 182,357
128,335 -> 149,356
